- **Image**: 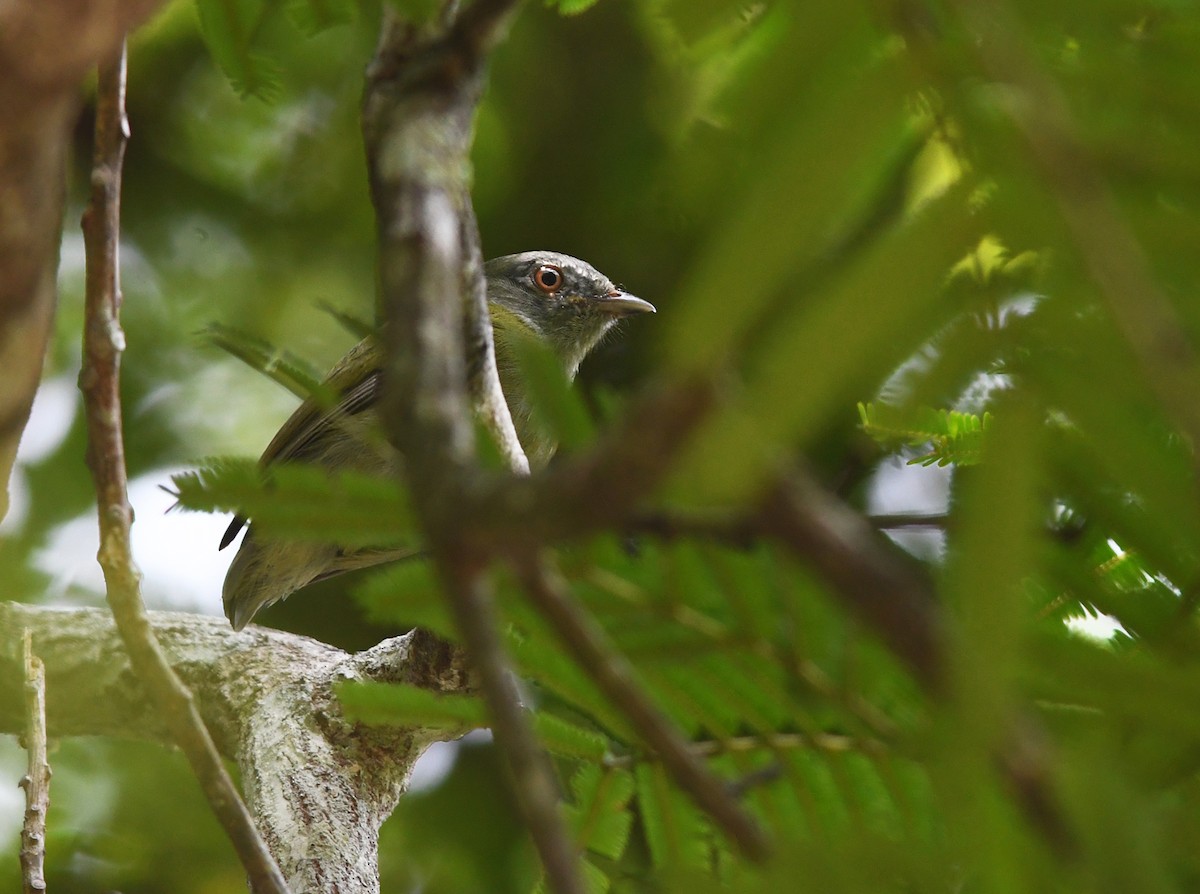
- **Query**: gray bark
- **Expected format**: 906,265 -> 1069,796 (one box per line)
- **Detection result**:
0,603 -> 469,893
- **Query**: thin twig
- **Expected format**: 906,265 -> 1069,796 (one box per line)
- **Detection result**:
869,511 -> 950,529
626,508 -> 950,546
603,730 -> 888,769
19,630 -> 49,894
79,44 -> 289,894
441,554 -> 584,893
517,555 -> 772,861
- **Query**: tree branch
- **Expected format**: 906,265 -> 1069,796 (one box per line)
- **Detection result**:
80,45 -> 288,894
18,630 -> 49,894
361,5 -> 582,892
0,605 -> 466,892
461,205 -> 530,474
517,555 -> 772,860
759,470 -> 947,693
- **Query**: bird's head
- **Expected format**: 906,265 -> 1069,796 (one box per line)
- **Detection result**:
485,251 -> 655,377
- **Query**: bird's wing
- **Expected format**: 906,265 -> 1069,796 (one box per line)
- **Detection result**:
220,337 -> 383,550
259,337 -> 383,466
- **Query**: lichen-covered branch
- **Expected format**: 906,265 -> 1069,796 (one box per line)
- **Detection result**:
0,604 -> 465,893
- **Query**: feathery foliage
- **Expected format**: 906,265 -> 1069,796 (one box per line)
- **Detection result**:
14,0 -> 1200,891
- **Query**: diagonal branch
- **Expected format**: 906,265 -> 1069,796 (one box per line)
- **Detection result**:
79,44 -> 289,894
759,470 -> 947,693
517,554 -> 772,861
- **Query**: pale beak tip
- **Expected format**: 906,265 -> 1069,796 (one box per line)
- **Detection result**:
604,291 -> 656,316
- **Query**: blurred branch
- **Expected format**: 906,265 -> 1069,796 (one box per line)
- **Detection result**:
0,605 -> 467,893
626,508 -> 949,546
603,730 -> 889,769
0,0 -> 164,520
18,630 -> 49,894
869,511 -> 950,529
517,554 -> 772,861
361,3 -> 583,893
79,45 -> 289,894
760,470 -> 947,693
477,378 -> 718,548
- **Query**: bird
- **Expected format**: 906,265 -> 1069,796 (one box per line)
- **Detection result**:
220,250 -> 655,631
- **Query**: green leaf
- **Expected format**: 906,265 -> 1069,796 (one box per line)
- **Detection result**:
664,15 -> 920,373
202,323 -> 333,403
507,330 -> 597,453
531,713 -> 611,762
171,460 -> 415,547
194,0 -> 284,100
286,0 -> 355,35
670,187 -> 974,504
548,0 -> 602,15
858,401 -> 992,467
354,561 -> 452,638
566,764 -> 635,860
339,681 -> 485,730
505,620 -> 636,742
635,763 -> 710,869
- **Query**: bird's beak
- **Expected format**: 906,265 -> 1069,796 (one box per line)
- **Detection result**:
597,290 -> 656,317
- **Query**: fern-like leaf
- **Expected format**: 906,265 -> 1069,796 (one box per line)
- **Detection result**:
858,401 -> 991,466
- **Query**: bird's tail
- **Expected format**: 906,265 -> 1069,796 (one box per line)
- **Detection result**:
223,531 -> 421,630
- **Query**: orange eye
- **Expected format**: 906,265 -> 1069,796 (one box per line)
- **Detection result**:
533,264 -> 564,294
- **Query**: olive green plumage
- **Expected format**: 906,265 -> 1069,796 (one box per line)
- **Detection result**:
221,250 -> 654,630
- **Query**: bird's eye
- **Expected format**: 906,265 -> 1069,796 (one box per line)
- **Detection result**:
533,264 -> 564,294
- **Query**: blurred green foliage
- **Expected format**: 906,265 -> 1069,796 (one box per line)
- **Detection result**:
12,0 -> 1200,891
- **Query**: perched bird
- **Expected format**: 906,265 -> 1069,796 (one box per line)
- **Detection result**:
221,250 -> 655,630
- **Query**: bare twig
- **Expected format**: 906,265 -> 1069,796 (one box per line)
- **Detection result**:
79,45 -> 288,894
603,730 -> 888,770
18,630 -> 50,894
441,553 -> 584,891
362,4 -> 581,892
869,511 -> 950,529
626,508 -> 949,547
517,555 -> 772,861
